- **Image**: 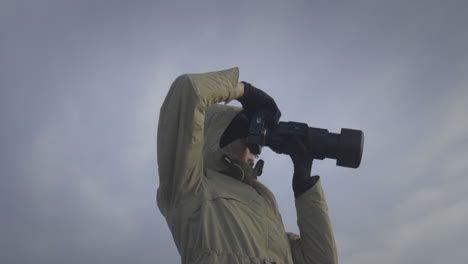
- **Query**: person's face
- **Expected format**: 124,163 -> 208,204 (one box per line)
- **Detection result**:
224,137 -> 256,167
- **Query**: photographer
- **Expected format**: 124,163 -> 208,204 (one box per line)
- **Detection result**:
157,67 -> 337,264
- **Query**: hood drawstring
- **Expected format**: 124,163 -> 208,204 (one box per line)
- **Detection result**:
253,159 -> 264,177
223,156 -> 245,181
233,163 -> 245,182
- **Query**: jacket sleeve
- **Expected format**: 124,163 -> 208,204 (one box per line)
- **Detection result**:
157,67 -> 241,211
287,179 -> 338,264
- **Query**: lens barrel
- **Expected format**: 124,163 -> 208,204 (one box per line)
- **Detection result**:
264,121 -> 364,169
308,127 -> 364,168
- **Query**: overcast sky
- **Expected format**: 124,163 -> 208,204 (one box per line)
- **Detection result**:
1,0 -> 468,263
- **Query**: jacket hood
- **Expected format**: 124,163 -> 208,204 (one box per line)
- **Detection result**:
203,104 -> 263,181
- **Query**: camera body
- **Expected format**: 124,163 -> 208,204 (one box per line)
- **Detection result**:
247,112 -> 364,169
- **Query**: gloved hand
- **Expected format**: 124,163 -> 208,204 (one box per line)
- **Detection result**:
236,82 -> 281,124
282,135 -> 320,199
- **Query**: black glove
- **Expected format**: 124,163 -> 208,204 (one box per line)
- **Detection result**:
236,82 -> 281,124
282,135 -> 319,199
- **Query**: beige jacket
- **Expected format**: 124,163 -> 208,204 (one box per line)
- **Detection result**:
157,67 -> 338,264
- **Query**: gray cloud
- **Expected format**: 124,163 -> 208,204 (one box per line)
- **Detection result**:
1,0 -> 467,263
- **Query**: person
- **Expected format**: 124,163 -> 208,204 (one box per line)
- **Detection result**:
157,67 -> 338,264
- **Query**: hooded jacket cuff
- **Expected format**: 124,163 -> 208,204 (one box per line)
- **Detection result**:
295,178 -> 328,212
188,67 -> 241,105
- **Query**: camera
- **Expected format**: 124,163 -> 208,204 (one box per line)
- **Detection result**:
247,112 -> 364,169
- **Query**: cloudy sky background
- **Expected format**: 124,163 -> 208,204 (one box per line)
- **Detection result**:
1,0 -> 467,263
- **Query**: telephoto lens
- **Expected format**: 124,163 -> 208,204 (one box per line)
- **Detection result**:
266,122 -> 364,169
307,127 -> 364,168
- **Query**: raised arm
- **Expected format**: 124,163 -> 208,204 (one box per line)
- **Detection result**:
277,135 -> 338,263
288,180 -> 338,264
157,67 -> 242,211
